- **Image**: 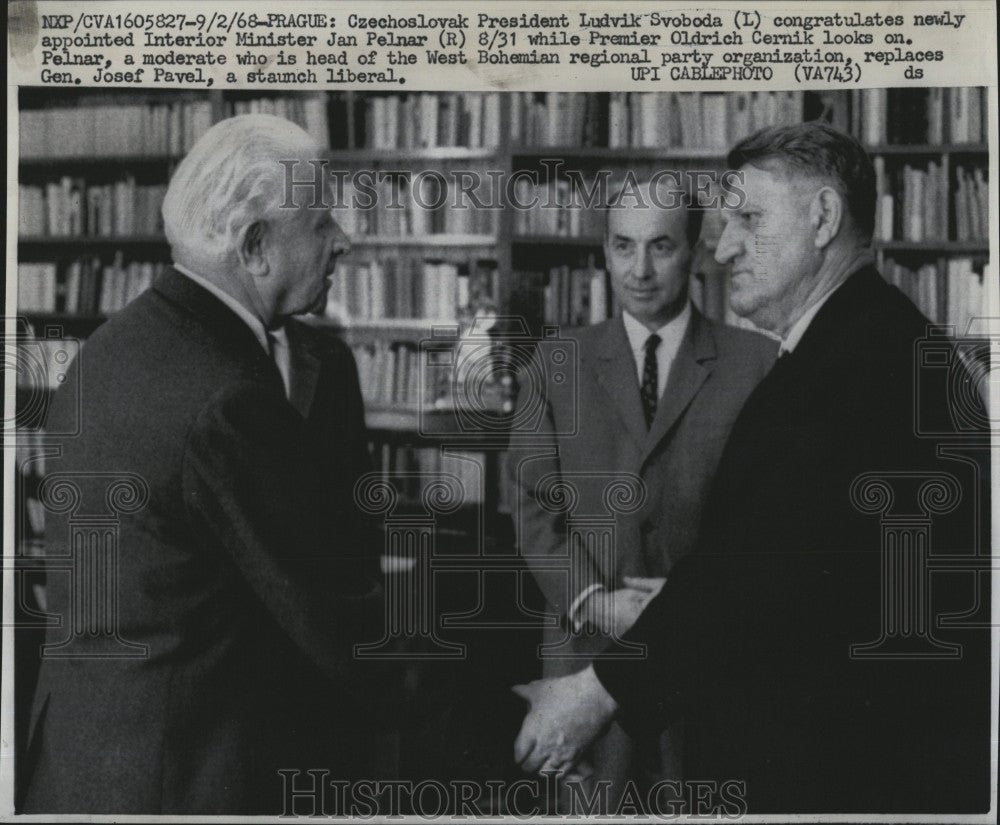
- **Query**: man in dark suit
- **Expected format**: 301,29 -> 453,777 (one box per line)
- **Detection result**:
21,115 -> 395,814
509,178 -> 774,808
513,123 -> 991,814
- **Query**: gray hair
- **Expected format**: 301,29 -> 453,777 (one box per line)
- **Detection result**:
727,122 -> 876,242
162,114 -> 320,268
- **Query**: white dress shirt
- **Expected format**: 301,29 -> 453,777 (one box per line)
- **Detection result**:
622,302 -> 692,400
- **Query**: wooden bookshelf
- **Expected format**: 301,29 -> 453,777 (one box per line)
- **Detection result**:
16,87 -> 991,420
19,154 -> 182,168
330,147 -> 498,163
869,143 -> 989,155
19,235 -> 169,247
513,236 -> 602,247
512,146 -> 726,161
346,235 -> 497,248
876,241 -> 989,253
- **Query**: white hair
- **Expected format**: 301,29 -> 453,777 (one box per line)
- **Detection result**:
162,114 -> 320,268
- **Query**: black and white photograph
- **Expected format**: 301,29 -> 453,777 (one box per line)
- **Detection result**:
3,1 -> 997,821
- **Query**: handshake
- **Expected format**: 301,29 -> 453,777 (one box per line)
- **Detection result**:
510,576 -> 664,776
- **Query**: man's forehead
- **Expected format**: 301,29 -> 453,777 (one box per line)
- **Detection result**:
607,202 -> 688,237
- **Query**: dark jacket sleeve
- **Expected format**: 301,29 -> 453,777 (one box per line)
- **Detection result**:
181,379 -> 386,690
506,351 -> 611,617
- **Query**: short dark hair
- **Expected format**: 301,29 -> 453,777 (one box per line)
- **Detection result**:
727,122 -> 876,241
604,174 -> 705,249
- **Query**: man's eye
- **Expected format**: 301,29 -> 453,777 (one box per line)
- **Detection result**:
613,241 -> 632,253
651,241 -> 674,255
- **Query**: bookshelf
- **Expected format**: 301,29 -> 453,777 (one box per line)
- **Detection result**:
16,87 -> 992,495
11,88 -> 991,784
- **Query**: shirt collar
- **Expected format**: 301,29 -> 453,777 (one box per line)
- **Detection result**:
173,263 -> 270,354
622,302 -> 692,359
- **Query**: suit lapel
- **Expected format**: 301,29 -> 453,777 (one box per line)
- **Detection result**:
642,310 -> 715,463
593,318 -> 648,450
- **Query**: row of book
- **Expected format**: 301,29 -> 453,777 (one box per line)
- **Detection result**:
353,337 -> 510,418
19,179 -> 166,237
882,256 -> 986,331
954,166 -> 990,242
20,89 -> 986,160
361,93 -> 502,149
226,95 -> 329,147
327,258 -> 499,322
335,175 -> 497,238
874,160 -> 948,243
855,88 -> 987,146
943,258 -> 987,335
509,91 -> 805,149
874,159 -> 989,243
540,265 -> 610,327
354,340 -> 429,408
18,257 -> 166,315
511,179 -> 607,238
20,100 -> 214,158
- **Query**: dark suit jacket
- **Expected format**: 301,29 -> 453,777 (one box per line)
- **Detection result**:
509,308 -> 774,790
512,308 -> 775,664
595,268 -> 991,813
21,268 -> 392,814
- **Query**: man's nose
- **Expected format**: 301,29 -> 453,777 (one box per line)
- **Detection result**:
634,247 -> 654,280
714,219 -> 740,265
330,215 -> 351,256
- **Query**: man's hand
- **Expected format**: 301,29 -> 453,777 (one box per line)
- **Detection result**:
581,576 -> 666,636
512,666 -> 618,775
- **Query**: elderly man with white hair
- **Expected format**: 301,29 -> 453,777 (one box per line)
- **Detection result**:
21,115 -> 393,815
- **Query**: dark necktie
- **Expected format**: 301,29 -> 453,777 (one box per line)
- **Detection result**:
641,333 -> 661,428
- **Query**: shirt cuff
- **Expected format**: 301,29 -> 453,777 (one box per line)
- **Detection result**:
567,583 -> 606,632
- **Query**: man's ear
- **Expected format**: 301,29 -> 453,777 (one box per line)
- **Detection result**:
237,221 -> 269,277
810,187 -> 843,249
